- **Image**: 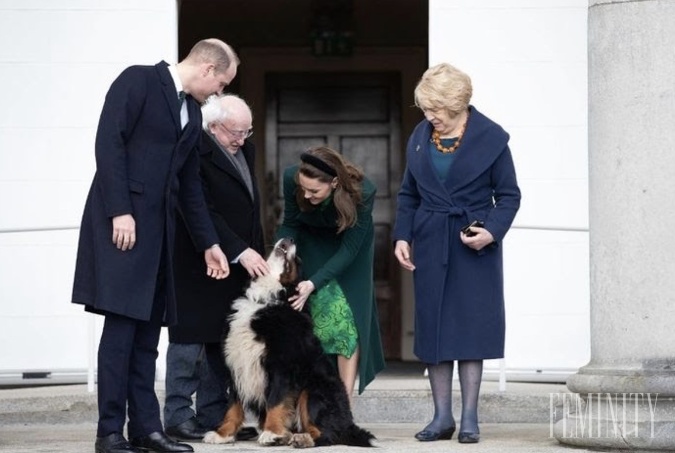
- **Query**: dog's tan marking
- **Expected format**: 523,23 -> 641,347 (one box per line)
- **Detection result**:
203,402 -> 244,444
297,390 -> 322,441
258,399 -> 295,445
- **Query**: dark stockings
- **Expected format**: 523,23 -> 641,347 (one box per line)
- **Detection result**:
458,360 -> 483,434
423,362 -> 455,432
423,360 -> 484,434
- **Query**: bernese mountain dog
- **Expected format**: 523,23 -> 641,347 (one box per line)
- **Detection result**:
203,237 -> 375,448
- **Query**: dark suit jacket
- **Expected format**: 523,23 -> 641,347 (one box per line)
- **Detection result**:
170,133 -> 265,343
72,61 -> 218,325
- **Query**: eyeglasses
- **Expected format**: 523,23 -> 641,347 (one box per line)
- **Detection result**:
218,123 -> 253,139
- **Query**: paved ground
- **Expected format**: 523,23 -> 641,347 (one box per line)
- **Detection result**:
0,365 -> 629,452
0,422 -> 600,453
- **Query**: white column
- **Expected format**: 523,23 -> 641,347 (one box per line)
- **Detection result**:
555,0 -> 675,449
0,0 -> 178,384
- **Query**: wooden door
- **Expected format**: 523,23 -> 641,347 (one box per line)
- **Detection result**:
264,72 -> 402,359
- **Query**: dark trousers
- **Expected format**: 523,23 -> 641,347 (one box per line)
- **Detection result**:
96,273 -> 166,438
164,342 -> 228,429
204,342 -> 236,410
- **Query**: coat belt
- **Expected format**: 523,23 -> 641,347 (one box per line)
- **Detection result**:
420,205 -> 471,265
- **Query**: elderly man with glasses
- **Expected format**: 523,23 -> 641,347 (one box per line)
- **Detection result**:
163,94 -> 268,444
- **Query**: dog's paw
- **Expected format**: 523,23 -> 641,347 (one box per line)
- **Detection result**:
289,433 -> 314,448
203,430 -> 235,444
258,430 -> 289,446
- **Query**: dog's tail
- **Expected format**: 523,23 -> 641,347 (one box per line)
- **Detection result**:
337,423 -> 376,447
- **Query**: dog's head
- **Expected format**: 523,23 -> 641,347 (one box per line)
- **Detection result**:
244,237 -> 302,305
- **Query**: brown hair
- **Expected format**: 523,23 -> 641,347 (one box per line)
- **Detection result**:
296,146 -> 364,233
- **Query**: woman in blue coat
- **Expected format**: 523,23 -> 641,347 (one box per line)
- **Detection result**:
393,63 -> 520,444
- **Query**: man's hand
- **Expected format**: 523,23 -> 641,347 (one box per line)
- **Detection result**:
112,214 -> 136,251
204,245 -> 230,279
239,248 -> 270,277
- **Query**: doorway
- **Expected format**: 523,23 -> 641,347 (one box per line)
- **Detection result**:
264,72 -> 402,357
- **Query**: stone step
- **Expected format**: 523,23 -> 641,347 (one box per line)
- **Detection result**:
0,376 -> 569,426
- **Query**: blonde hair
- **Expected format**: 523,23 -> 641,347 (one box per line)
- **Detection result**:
296,146 -> 364,233
414,63 -> 472,115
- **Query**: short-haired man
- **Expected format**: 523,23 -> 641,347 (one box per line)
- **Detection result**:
72,39 -> 239,453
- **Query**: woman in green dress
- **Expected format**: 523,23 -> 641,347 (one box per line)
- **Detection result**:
276,146 -> 385,402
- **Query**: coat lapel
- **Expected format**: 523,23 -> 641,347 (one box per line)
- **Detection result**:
155,61 -> 182,133
444,106 -> 510,194
204,134 -> 255,202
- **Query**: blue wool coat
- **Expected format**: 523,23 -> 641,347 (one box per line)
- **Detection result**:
393,106 -> 521,363
72,61 -> 218,325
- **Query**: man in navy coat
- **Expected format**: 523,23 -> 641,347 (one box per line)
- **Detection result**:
72,39 -> 238,453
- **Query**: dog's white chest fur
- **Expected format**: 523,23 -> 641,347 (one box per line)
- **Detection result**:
224,255 -> 288,407
225,300 -> 267,407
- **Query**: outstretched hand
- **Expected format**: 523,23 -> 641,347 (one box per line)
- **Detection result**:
239,248 -> 270,277
204,245 -> 230,279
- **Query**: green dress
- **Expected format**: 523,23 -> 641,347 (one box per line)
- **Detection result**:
276,165 -> 386,394
309,278 -> 358,358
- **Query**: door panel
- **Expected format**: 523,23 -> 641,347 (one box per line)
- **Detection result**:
265,72 -> 402,358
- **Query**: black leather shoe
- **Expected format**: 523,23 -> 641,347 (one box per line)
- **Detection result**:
165,418 -> 207,441
130,431 -> 193,452
95,433 -> 142,453
458,431 -> 480,443
235,426 -> 259,441
414,426 -> 455,442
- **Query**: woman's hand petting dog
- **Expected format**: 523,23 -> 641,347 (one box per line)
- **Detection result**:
289,280 -> 315,311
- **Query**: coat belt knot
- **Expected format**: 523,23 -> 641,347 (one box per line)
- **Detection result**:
420,204 -> 473,265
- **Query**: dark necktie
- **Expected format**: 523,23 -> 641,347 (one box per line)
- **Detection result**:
178,91 -> 186,106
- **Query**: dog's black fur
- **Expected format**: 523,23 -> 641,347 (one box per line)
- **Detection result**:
203,238 -> 375,448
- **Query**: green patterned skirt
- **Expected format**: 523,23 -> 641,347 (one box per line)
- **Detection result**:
308,279 -> 358,358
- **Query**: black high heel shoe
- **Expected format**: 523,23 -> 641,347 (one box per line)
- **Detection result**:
458,431 -> 480,443
414,426 -> 456,442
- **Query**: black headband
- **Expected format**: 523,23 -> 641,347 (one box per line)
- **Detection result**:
300,152 -> 337,177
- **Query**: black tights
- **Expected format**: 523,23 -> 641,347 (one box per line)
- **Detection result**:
424,360 -> 483,434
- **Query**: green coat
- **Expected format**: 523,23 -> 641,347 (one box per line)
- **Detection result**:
276,165 -> 385,393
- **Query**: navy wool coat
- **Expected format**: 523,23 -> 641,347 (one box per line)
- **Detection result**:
393,106 -> 521,363
72,61 -> 218,325
170,134 -> 265,344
